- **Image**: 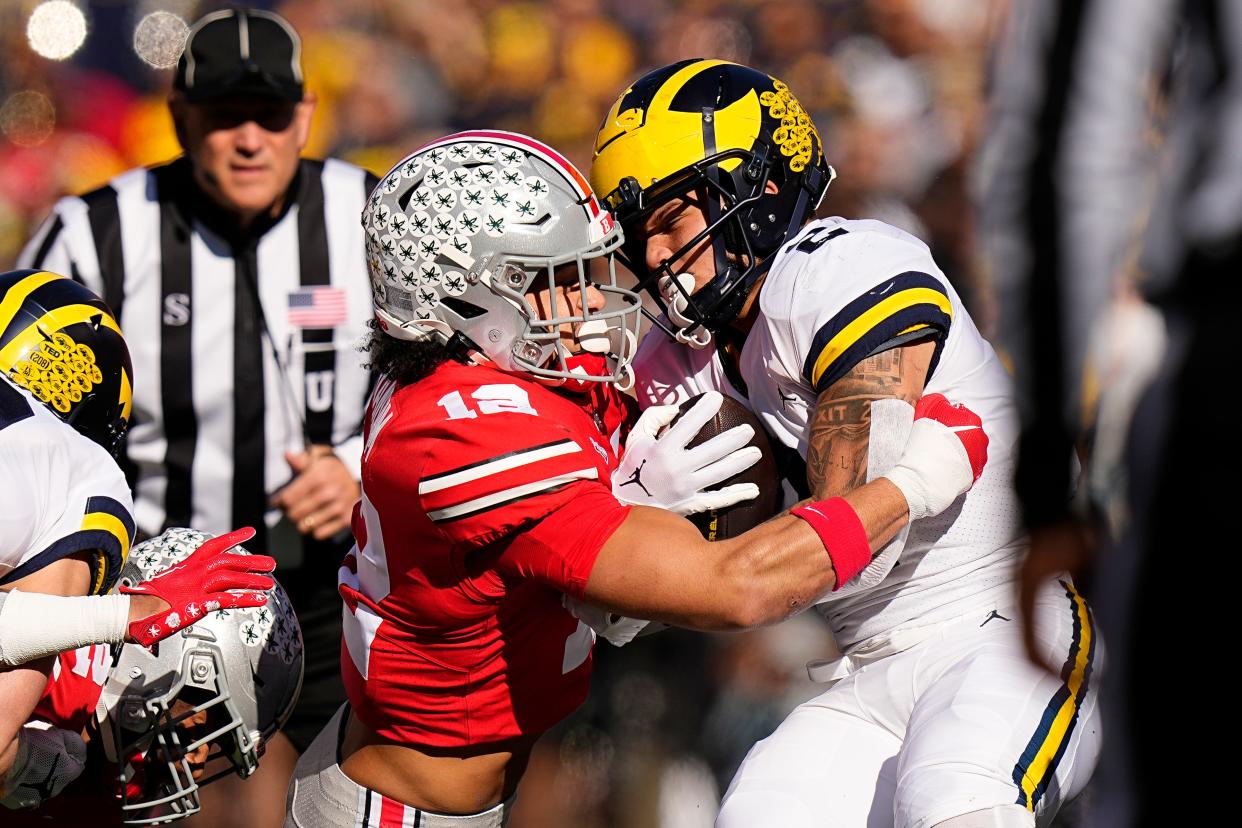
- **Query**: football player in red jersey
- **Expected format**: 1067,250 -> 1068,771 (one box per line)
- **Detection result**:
284,131 -> 988,828
5,528 -> 301,826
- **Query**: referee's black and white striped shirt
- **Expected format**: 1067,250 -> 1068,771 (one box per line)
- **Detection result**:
19,156 -> 378,558
979,0 -> 1242,524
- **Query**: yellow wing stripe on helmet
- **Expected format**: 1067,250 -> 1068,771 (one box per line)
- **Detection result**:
809,288 -> 951,387
591,59 -> 763,200
594,59 -> 731,155
0,270 -> 61,331
648,59 -> 732,120
119,364 -> 132,422
0,304 -> 123,367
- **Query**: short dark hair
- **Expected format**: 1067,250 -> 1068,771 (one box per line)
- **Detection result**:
363,321 -> 451,386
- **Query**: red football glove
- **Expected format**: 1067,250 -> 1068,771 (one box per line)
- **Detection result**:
121,527 -> 277,646
914,393 -> 988,482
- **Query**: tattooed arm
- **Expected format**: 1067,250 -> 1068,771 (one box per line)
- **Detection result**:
806,340 -> 937,498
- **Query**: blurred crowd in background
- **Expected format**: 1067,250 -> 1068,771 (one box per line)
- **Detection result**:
0,1 -> 1012,825
1,0 -> 1007,320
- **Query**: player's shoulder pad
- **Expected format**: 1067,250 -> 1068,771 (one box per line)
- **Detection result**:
416,418 -> 608,530
1,397 -> 125,490
765,218 -> 939,310
763,218 -> 953,394
390,373 -> 609,525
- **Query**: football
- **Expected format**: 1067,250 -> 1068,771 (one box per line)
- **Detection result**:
675,393 -> 782,540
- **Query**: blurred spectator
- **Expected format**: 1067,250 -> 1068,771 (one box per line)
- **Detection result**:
2,0 -> 1002,301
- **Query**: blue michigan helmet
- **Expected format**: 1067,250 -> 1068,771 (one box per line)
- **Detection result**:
0,268 -> 133,455
592,59 -> 834,345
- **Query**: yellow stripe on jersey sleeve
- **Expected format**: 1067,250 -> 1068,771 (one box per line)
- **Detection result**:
801,272 -> 953,394
0,495 -> 136,596
80,495 -> 136,594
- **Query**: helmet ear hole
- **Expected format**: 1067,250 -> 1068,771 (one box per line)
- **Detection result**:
440,297 -> 486,319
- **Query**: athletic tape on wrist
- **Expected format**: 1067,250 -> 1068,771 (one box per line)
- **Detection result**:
791,497 -> 871,590
0,590 -> 129,667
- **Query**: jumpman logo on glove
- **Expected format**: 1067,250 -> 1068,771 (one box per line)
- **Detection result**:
619,459 -> 652,497
25,754 -> 63,804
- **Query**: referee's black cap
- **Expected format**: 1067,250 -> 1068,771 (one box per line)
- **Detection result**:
174,8 -> 304,103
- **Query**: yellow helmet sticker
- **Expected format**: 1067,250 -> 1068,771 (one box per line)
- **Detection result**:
9,328 -> 103,412
761,80 -> 820,173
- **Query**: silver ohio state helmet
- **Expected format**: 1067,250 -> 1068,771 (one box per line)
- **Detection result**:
364,130 -> 643,387
95,528 -> 303,825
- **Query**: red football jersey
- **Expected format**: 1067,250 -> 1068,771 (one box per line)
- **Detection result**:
32,644 -> 109,735
339,360 -> 634,747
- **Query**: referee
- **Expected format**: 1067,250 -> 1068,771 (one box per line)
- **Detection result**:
981,0 -> 1239,824
18,9 -> 375,827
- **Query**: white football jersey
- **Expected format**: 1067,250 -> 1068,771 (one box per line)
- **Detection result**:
0,375 -> 136,596
634,217 -> 1027,650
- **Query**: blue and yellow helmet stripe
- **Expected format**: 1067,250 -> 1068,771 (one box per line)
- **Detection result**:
591,58 -> 826,208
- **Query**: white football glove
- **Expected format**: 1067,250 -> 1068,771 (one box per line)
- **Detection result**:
563,595 -> 651,647
613,391 -> 762,516
0,721 -> 88,810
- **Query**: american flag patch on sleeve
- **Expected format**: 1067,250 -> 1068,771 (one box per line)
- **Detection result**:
287,286 -> 347,328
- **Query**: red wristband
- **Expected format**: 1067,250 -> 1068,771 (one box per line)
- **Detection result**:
791,497 -> 871,591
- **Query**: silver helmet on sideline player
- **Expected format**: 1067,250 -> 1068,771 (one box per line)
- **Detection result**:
364,130 -> 643,388
96,528 -> 303,825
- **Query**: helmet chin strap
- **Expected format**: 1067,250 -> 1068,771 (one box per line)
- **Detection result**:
573,320 -> 638,391
657,272 -> 712,349
94,694 -> 121,764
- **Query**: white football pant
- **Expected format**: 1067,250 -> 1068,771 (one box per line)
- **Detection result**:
716,579 -> 1102,828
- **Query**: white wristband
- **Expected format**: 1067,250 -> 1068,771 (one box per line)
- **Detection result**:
0,590 -> 130,667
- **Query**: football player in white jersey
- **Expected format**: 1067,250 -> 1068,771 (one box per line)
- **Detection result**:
0,269 -> 277,811
591,60 -> 1101,828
